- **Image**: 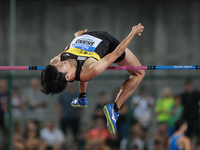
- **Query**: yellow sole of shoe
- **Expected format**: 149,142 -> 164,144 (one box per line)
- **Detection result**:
71,105 -> 87,107
103,107 -> 115,134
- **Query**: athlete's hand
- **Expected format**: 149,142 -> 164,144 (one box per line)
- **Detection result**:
74,29 -> 87,38
132,23 -> 144,36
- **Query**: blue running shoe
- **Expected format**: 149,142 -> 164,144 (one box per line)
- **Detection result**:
103,104 -> 120,134
71,96 -> 88,107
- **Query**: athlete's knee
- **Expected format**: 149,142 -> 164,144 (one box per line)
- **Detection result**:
140,70 -> 145,80
129,70 -> 145,87
132,70 -> 145,82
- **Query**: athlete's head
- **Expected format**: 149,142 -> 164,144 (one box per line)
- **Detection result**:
40,65 -> 68,95
175,118 -> 188,132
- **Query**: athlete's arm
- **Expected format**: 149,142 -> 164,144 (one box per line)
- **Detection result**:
86,23 -> 144,78
183,137 -> 191,150
79,81 -> 88,93
50,44 -> 71,65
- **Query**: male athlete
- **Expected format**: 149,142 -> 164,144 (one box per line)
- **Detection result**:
168,119 -> 191,150
41,23 -> 145,134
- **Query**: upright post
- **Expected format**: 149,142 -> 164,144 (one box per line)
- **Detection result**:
8,0 -> 16,149
7,74 -> 13,150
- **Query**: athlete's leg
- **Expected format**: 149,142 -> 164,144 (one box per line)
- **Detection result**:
103,48 -> 144,134
115,48 -> 145,108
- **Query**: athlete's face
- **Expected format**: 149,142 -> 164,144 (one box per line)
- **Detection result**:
53,60 -> 75,81
54,60 -> 68,72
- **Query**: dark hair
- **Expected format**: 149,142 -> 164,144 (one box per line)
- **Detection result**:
40,65 -> 68,95
175,118 -> 187,131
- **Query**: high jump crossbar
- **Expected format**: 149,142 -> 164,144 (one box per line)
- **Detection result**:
0,65 -> 200,70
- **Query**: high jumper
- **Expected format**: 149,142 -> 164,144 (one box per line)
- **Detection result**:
40,23 -> 145,134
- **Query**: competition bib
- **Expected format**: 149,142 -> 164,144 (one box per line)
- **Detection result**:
69,34 -> 102,52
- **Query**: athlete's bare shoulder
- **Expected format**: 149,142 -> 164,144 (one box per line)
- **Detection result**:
181,135 -> 190,142
178,135 -> 191,150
